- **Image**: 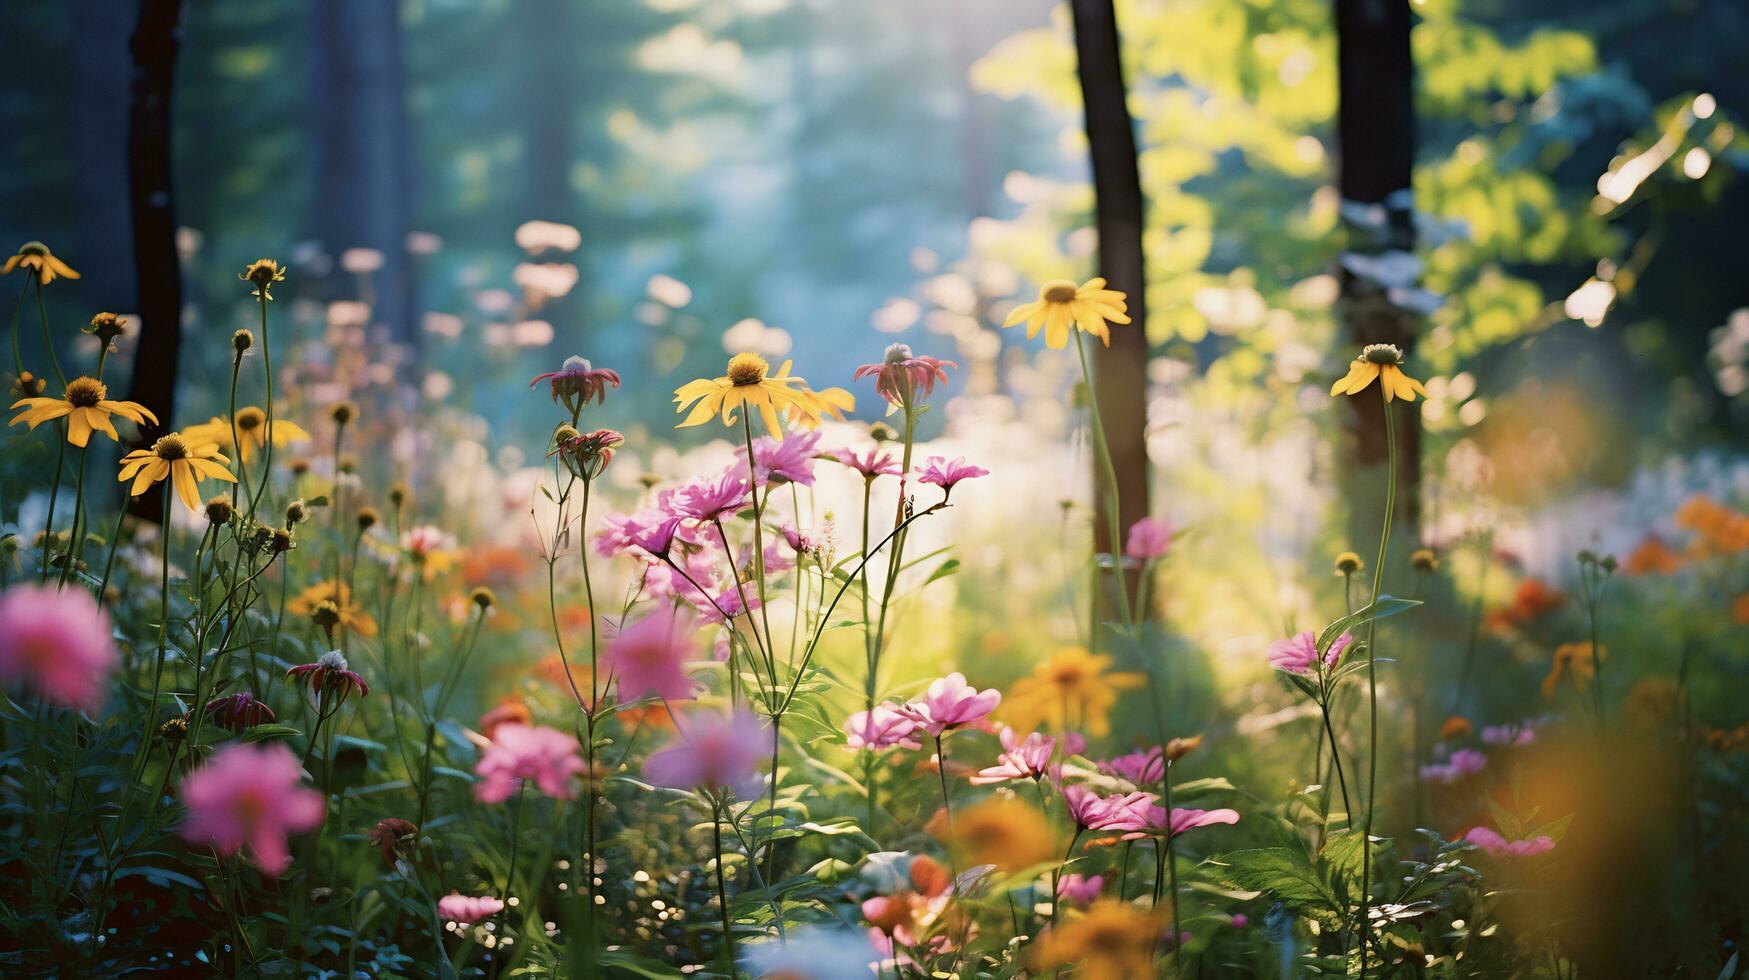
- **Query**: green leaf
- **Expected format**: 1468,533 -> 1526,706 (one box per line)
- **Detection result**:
1213,846 -> 1336,909
241,723 -> 303,742
1317,596 -> 1422,652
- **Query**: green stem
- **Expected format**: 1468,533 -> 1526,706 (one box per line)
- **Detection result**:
1075,336 -> 1133,631
1358,391 -> 1399,979
712,796 -> 737,979
34,278 -> 65,386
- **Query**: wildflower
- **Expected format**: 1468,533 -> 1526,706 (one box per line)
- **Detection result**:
1001,278 -> 1131,349
833,446 -> 902,480
741,927 -> 881,979
552,426 -> 624,480
604,605 -> 697,702
479,699 -> 532,739
1334,551 -> 1365,575
287,650 -> 370,702
355,507 -> 379,532
1098,746 -> 1165,788
1155,805 -> 1241,837
845,702 -> 922,751
1123,516 -> 1172,562
900,672 -> 1001,737
85,312 -> 126,348
1002,647 -> 1143,738
178,742 -> 324,876
1057,873 -> 1105,906
286,581 -> 378,637
3,241 -> 79,284
469,587 -> 495,611
10,370 -> 45,399
240,258 -> 286,299
1062,786 -> 1155,832
1489,578 -> 1567,629
853,343 -> 956,405
861,854 -> 952,948
670,470 -> 752,524
232,329 -> 254,354
185,407 -> 311,464
1267,630 -> 1353,676
529,355 -> 621,415
10,376 -> 157,447
437,893 -> 505,927
203,690 -> 276,733
1410,548 -> 1439,573
1463,826 -> 1556,858
1421,747 -> 1488,783
1541,641 -> 1603,699
329,401 -> 356,427
117,432 -> 238,514
643,710 -> 767,799
1479,723 -> 1536,747
0,583 -> 118,712
1031,900 -> 1164,977
740,428 -> 822,487
204,495 -> 234,525
970,727 -> 1086,784
951,797 -> 1058,872
369,817 -> 418,867
674,352 -> 848,439
1622,534 -> 1684,575
401,525 -> 457,575
914,455 -> 989,497
474,723 -> 587,803
1440,715 -> 1473,740
1329,343 -> 1427,402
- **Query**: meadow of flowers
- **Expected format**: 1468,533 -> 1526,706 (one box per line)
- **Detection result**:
2,239 -> 1746,979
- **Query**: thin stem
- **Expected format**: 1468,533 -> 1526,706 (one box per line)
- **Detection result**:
1358,391 -> 1400,980
34,278 -> 65,386
1075,335 -> 1133,629
712,796 -> 737,979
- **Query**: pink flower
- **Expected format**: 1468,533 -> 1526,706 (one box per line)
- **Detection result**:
1099,746 -> 1165,787
1231,913 -> 1250,929
1056,873 -> 1104,905
179,742 -> 325,876
846,702 -> 922,751
0,583 -> 118,712
900,672 -> 1000,737
1480,723 -> 1536,747
474,723 -> 587,803
401,524 -> 456,561
914,456 -> 988,496
287,650 -> 370,702
1062,786 -> 1156,831
643,710 -> 767,799
604,605 -> 697,702
529,355 -> 621,413
669,470 -> 751,523
438,893 -> 506,926
203,690 -> 276,732
970,727 -> 1085,784
833,447 -> 902,480
1123,516 -> 1172,562
1421,747 -> 1488,784
1464,826 -> 1556,858
853,343 -> 957,405
740,429 -> 822,487
1157,806 -> 1241,837
1267,630 -> 1351,675
693,585 -> 761,626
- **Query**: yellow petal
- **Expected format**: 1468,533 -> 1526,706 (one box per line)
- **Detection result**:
66,409 -> 93,447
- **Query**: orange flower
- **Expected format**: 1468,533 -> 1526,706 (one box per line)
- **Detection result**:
286,581 -> 378,638
1488,578 -> 1567,630
1440,716 -> 1473,740
479,699 -> 532,739
1541,642 -> 1603,700
1622,534 -> 1684,576
1032,900 -> 1166,979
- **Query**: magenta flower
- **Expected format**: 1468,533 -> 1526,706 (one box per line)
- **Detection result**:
1056,873 -> 1105,905
970,727 -> 1086,785
286,650 -> 370,702
643,710 -> 767,799
529,355 -> 621,414
853,343 -> 957,406
203,690 -> 277,733
474,723 -> 588,803
1464,826 -> 1556,858
740,429 -> 822,487
692,585 -> 761,626
1099,746 -> 1165,788
669,470 -> 751,523
833,447 -> 902,480
899,672 -> 1000,737
438,893 -> 506,926
179,742 -> 325,876
1062,785 -> 1156,831
604,605 -> 697,702
0,583 -> 118,712
845,702 -> 922,751
1480,723 -> 1536,747
1123,516 -> 1172,562
1267,630 -> 1351,676
1156,806 -> 1241,837
1421,747 -> 1488,784
914,456 -> 988,497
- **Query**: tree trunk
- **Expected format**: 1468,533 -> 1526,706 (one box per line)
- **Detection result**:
1335,0 -> 1421,543
73,0 -> 138,316
122,0 -> 187,523
310,0 -> 417,344
1068,0 -> 1151,620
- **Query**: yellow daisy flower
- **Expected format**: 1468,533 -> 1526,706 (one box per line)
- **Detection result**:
1329,343 -> 1427,402
1031,900 -> 1166,979
10,376 -> 158,447
117,432 -> 238,514
1002,645 -> 1145,737
950,798 -> 1058,874
286,580 -> 379,638
673,352 -> 848,439
185,406 -> 312,464
1001,277 -> 1131,349
240,258 -> 286,300
2,241 -> 80,285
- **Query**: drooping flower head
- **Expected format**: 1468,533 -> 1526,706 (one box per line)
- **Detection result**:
604,604 -> 697,702
1001,278 -> 1131,349
853,343 -> 957,406
739,428 -> 822,487
287,649 -> 371,704
4,241 -> 79,284
0,583 -> 118,712
970,727 -> 1086,785
531,355 -> 622,418
474,723 -> 588,803
643,709 -> 767,800
437,893 -> 506,926
1123,516 -> 1172,563
900,672 -> 1001,737
178,742 -> 325,876
674,353 -> 850,440
1463,825 -> 1556,858
369,817 -> 419,867
10,376 -> 157,447
845,702 -> 922,751
1330,343 -> 1427,402
833,446 -> 903,480
117,432 -> 238,514
914,456 -> 989,500
202,690 -> 277,733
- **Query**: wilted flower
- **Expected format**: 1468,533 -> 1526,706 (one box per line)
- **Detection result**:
474,723 -> 587,803
4,241 -> 79,284
179,742 -> 324,876
287,650 -> 370,703
0,583 -> 118,712
203,690 -> 276,732
853,343 -> 956,406
552,426 -> 625,480
530,355 -> 621,417
368,817 -> 419,867
240,258 -> 286,299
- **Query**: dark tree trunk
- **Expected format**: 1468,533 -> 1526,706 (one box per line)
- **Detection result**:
948,0 -> 994,219
310,0 -> 417,344
122,0 -> 187,522
517,0 -> 578,220
1068,0 -> 1151,619
72,0 -> 138,316
1335,0 -> 1421,542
